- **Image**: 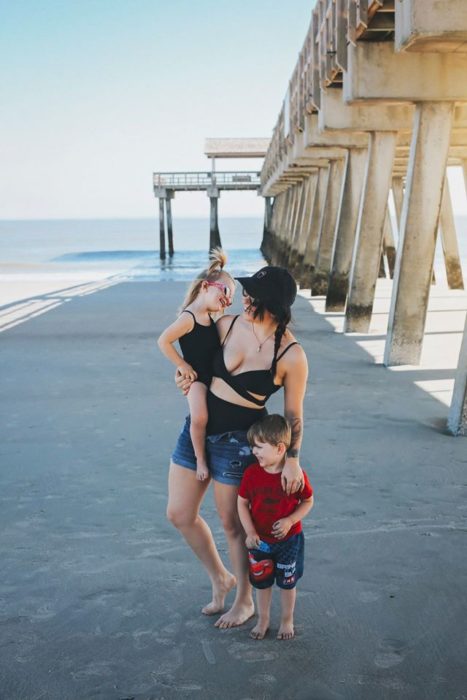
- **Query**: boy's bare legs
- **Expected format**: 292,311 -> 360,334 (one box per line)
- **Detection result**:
187,382 -> 209,481
212,481 -> 255,628
277,588 -> 296,640
250,587 -> 272,640
167,463 -> 236,614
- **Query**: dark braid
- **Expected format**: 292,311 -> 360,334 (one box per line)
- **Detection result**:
271,321 -> 287,379
252,300 -> 292,378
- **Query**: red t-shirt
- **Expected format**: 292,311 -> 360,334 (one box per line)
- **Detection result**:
238,463 -> 313,543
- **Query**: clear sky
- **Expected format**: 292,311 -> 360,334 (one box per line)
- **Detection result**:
1,0 -> 315,220
1,1 -> 466,220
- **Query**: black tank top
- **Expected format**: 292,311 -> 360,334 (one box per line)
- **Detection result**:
211,315 -> 299,407
178,310 -> 220,385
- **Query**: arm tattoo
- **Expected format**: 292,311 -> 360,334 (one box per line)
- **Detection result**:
286,415 -> 302,457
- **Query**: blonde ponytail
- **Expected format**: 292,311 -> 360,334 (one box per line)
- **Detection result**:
178,248 -> 235,313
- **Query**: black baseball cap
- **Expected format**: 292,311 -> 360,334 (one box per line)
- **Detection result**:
235,266 -> 297,307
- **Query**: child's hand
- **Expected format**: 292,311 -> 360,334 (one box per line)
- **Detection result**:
272,517 -> 293,540
245,533 -> 261,549
176,362 -> 197,382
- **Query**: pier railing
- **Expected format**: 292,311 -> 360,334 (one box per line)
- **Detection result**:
153,171 -> 261,191
262,0 -> 395,186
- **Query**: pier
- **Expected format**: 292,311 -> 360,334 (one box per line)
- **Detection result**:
153,138 -> 269,258
258,0 -> 467,436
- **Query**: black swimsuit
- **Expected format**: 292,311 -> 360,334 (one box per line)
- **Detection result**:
178,310 -> 220,387
207,315 -> 298,435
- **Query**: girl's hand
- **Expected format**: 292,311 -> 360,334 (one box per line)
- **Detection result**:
246,533 -> 261,549
175,368 -> 195,395
176,362 -> 197,382
272,517 -> 293,540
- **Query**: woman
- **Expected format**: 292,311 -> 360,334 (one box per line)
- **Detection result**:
167,266 -> 308,628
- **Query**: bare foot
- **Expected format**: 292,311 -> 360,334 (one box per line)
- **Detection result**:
277,620 -> 294,640
201,573 -> 236,616
250,619 -> 269,640
214,601 -> 255,629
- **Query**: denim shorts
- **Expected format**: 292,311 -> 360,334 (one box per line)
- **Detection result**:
171,416 -> 256,486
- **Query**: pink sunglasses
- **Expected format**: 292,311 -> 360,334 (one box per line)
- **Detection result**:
206,281 -> 233,304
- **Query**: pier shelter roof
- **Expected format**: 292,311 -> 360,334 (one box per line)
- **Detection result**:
204,138 -> 270,159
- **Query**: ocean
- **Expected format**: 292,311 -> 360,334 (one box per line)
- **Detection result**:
0,214 -> 466,289
0,217 -> 266,285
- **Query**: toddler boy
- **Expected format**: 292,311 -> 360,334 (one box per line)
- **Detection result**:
237,414 -> 313,640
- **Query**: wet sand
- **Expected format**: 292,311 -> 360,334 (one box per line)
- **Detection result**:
1,279 -> 466,699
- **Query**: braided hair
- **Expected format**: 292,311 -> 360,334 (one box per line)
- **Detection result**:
250,299 -> 292,378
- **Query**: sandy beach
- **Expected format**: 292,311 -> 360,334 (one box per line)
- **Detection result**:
0,273 -> 466,699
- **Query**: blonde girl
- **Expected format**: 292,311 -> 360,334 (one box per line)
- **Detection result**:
158,249 -> 236,480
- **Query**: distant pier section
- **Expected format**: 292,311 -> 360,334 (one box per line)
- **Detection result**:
153,138 -> 269,258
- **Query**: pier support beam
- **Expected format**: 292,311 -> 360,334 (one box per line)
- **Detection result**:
326,147 -> 368,311
261,196 -> 274,259
384,103 -> 454,366
383,211 -> 397,279
165,190 -> 175,257
294,173 -> 318,280
158,198 -> 166,260
207,186 -> 222,251
345,132 -> 397,332
447,313 -> 467,436
312,158 -> 346,296
439,176 -> 464,290
301,166 -> 330,288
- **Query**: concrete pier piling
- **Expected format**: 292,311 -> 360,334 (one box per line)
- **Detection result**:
165,190 -> 174,257
259,0 -> 467,433
345,131 -> 397,333
158,196 -> 166,261
384,103 -> 454,366
326,147 -> 368,311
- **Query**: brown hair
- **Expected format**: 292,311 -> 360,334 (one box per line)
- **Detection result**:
178,247 -> 235,314
247,414 -> 292,450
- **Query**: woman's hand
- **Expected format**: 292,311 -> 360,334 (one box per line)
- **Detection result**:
281,457 -> 304,495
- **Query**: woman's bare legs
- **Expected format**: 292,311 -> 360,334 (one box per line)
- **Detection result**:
212,481 -> 255,628
167,463 -> 236,614
186,383 -> 209,481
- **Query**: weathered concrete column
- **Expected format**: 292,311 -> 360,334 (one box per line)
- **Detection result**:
463,160 -> 467,195
284,185 -> 301,265
326,147 -> 368,311
312,158 -> 347,296
165,190 -> 175,257
345,131 -> 397,332
384,103 -> 454,366
207,186 -> 221,251
294,173 -> 318,280
288,182 -> 308,269
439,176 -> 464,290
447,313 -> 467,436
260,196 -> 274,259
271,189 -> 290,265
158,197 -> 166,260
383,211 -> 396,279
301,166 -> 330,288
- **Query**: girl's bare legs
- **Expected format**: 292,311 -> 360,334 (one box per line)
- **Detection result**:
250,587 -> 272,640
277,588 -> 296,640
212,481 -> 255,628
167,463 -> 236,614
186,383 -> 209,481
